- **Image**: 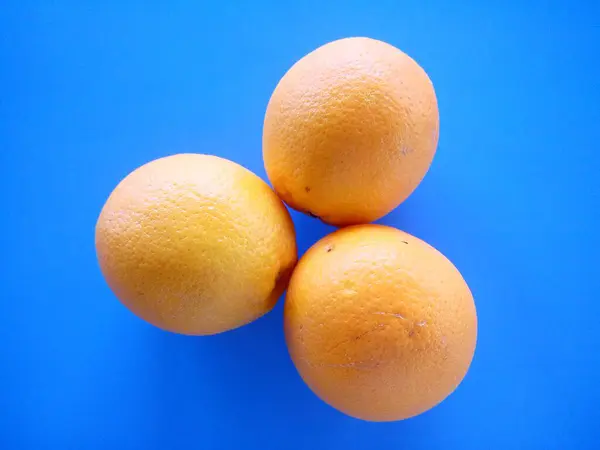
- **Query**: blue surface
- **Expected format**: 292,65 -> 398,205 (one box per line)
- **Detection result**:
1,1 -> 599,449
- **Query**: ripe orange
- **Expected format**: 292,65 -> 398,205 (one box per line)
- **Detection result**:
263,37 -> 439,226
95,154 -> 297,335
284,224 -> 477,421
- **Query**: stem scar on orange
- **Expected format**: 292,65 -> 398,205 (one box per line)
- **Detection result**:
263,37 -> 439,226
95,154 -> 297,335
284,224 -> 477,421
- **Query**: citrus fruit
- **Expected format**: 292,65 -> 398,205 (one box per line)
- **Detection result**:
263,37 -> 439,226
284,224 -> 477,421
95,153 -> 297,335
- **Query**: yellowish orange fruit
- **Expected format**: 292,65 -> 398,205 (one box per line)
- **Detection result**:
284,224 -> 477,421
263,37 -> 439,226
95,154 -> 297,335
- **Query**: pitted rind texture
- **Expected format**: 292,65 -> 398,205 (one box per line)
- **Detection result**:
95,154 -> 297,335
284,225 -> 477,421
263,37 -> 439,226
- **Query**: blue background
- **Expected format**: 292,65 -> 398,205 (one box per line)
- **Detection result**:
1,1 -> 599,449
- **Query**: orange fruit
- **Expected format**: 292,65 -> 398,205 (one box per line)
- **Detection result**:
95,154 -> 297,335
284,224 -> 477,421
263,37 -> 439,227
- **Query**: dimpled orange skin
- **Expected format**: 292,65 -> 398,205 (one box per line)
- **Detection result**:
284,225 -> 477,421
95,154 -> 297,335
263,37 -> 439,226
